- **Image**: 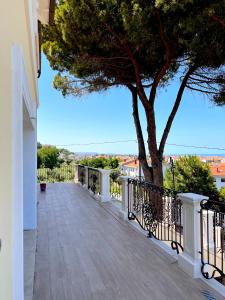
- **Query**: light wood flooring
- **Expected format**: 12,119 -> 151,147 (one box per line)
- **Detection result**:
33,183 -> 224,300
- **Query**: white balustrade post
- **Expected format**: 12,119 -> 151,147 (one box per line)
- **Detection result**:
202,210 -> 214,249
178,193 -> 208,278
74,164 -> 79,183
99,169 -> 111,202
119,176 -> 130,219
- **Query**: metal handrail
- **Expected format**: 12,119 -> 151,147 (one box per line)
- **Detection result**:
128,177 -> 183,254
200,199 -> 225,285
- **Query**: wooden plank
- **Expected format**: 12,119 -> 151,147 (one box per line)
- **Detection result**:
33,183 -> 223,300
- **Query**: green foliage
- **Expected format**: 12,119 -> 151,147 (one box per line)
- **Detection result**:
37,172 -> 47,183
42,0 -> 225,101
108,157 -> 120,169
41,1 -> 175,95
110,180 -> 122,198
219,187 -> 225,201
37,144 -> 76,168
37,165 -> 75,183
79,157 -> 120,169
164,156 -> 219,199
37,142 -> 42,149
37,146 -> 60,169
42,0 -> 225,183
110,169 -> 121,180
110,170 -> 122,199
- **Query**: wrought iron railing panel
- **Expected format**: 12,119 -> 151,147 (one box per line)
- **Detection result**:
200,199 -> 225,285
37,165 -> 75,183
110,177 -> 122,201
78,165 -> 86,185
128,178 -> 183,254
88,168 -> 101,195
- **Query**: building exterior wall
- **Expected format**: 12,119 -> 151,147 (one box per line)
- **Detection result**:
23,113 -> 37,230
121,163 -> 169,179
214,177 -> 225,190
121,165 -> 141,177
0,1 -> 40,298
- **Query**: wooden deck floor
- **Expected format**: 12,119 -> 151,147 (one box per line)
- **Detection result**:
33,183 -> 223,300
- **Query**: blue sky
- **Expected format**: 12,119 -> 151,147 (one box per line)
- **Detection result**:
38,55 -> 225,155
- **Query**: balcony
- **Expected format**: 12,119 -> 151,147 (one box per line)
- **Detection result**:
28,179 -> 224,300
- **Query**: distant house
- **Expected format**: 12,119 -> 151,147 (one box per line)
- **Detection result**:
120,159 -> 169,178
121,159 -> 142,177
117,155 -> 136,162
200,156 -> 225,164
210,163 -> 225,190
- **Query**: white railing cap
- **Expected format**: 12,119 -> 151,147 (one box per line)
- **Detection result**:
178,193 -> 208,205
99,168 -> 111,174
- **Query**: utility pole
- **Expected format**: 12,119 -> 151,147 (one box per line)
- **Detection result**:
169,157 -> 175,191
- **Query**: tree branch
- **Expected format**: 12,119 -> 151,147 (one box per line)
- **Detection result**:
124,47 -> 149,110
128,84 -> 152,181
186,85 -> 218,94
149,10 -> 173,106
158,65 -> 197,156
98,21 -> 149,110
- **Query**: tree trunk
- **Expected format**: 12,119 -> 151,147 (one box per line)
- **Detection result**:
130,86 -> 153,182
131,67 -> 195,187
145,107 -> 164,186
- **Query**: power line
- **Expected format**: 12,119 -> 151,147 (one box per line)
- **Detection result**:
164,143 -> 225,151
54,139 -> 225,151
56,139 -> 136,147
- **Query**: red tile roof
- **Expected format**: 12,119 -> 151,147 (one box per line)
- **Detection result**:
122,160 -> 140,168
122,158 -> 152,168
124,162 -> 140,168
210,163 -> 225,177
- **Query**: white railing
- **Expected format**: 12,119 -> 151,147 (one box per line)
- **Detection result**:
74,166 -> 225,294
75,164 -> 111,202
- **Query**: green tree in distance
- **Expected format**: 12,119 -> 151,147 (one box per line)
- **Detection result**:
37,146 -> 60,169
164,156 -> 218,199
59,148 -> 73,163
219,187 -> 225,201
37,142 -> 42,149
42,0 -> 225,185
107,157 -> 120,169
79,157 -> 120,169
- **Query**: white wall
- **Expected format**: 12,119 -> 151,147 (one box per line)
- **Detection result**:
214,177 -> 225,190
121,163 -> 169,179
0,0 -> 39,297
11,45 -> 24,300
23,106 -> 37,230
121,166 -> 141,177
0,45 -> 37,300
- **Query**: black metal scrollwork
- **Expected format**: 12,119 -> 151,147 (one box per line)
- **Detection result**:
200,198 -> 225,285
171,241 -> 184,254
128,178 -> 183,254
78,165 -> 86,185
88,168 -> 101,195
143,202 -> 158,235
201,263 -> 225,283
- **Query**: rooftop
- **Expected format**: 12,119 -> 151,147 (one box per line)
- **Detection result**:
32,183 -> 222,300
200,156 -> 225,163
122,159 -> 140,168
210,163 -> 225,177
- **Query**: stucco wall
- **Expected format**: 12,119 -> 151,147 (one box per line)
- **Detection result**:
0,1 -> 38,299
214,177 -> 225,190
0,0 -> 39,105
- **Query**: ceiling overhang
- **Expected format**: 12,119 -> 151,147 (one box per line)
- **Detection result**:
38,0 -> 55,25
